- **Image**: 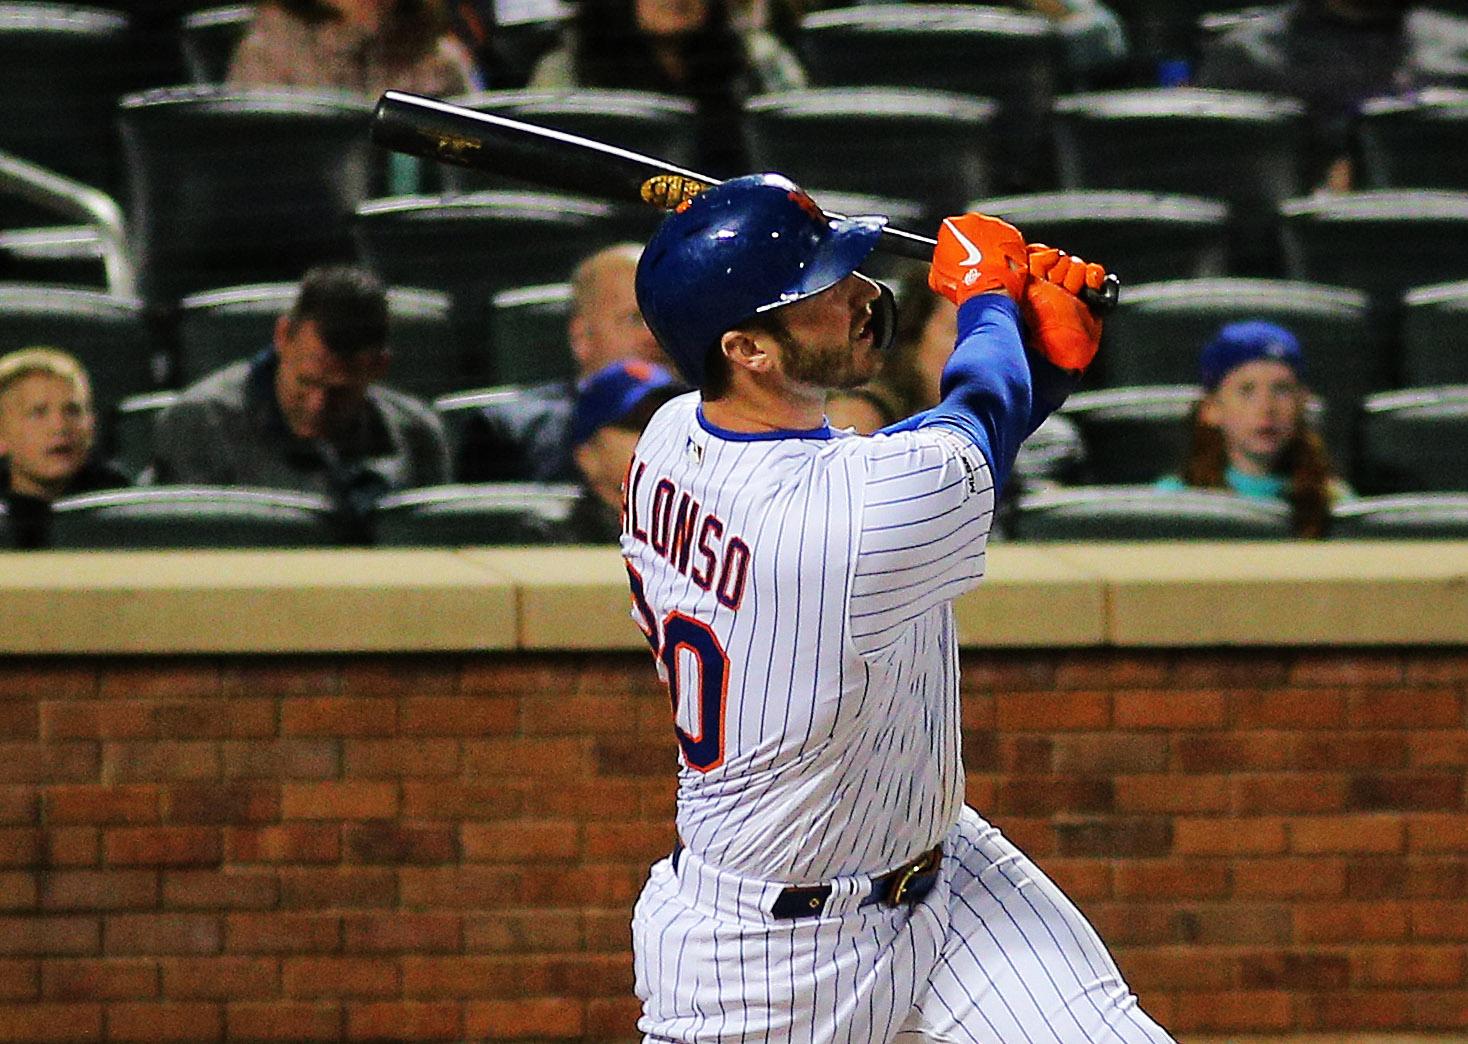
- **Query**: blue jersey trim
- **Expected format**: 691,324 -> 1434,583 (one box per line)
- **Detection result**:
696,404 -> 836,442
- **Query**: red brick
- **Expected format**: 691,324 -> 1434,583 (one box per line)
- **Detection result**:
994,817 -> 1055,857
1291,814 -> 1406,854
1405,650 -> 1468,683
152,700 -> 275,740
161,956 -> 276,1000
524,778 -> 651,820
584,994 -> 642,1038
280,867 -> 397,909
1112,861 -> 1230,900
0,788 -> 37,825
1173,733 -> 1291,772
0,961 -> 35,1001
0,917 -> 97,956
1294,900 -> 1409,942
105,826 -> 221,867
595,736 -> 675,777
281,782 -> 398,821
995,691 -> 1111,731
579,821 -> 670,862
108,1000 -> 222,1041
281,698 -> 395,737
959,691 -> 995,728
964,774 -> 997,812
1410,730 -> 1468,767
959,652 -> 1056,691
281,957 -> 398,999
1233,773 -> 1349,814
523,694 -> 638,736
1232,857 -> 1348,898
343,657 -> 458,698
1052,817 -> 1171,858
221,661 -> 340,698
400,780 -> 526,821
162,870 -> 278,910
225,824 -> 340,864
346,1001 -> 461,1041
104,913 -> 221,956
344,822 -> 458,864
160,782 -> 279,825
40,703 -> 152,741
1348,687 -> 1461,728
522,953 -> 631,997
100,662 -> 220,700
0,874 -> 34,911
226,912 -> 341,954
225,1001 -> 341,1042
0,829 -> 43,867
1348,858 -> 1466,899
1415,991 -> 1468,1029
1297,989 -> 1413,1030
1240,950 -> 1351,989
459,657 -> 565,697
41,870 -> 156,911
0,662 -> 96,700
1411,900 -> 1468,940
993,735 -> 1049,773
465,997 -> 585,1039
401,956 -> 520,998
0,743 -> 97,784
1174,817 -> 1287,855
583,911 -> 631,952
1113,774 -> 1230,814
996,777 -> 1113,816
343,739 -> 460,778
47,828 -> 99,868
1409,814 -> 1468,853
462,821 -> 582,864
1169,650 -> 1289,686
1173,989 -> 1293,1032
0,1002 -> 101,1042
1109,945 -> 1236,991
1049,734 -> 1168,774
462,738 -> 597,778
1349,773 -> 1462,811
1113,689 -> 1226,729
1039,858 -> 1111,900
1355,945 -> 1465,987
343,913 -> 460,954
1053,651 -> 1169,689
46,786 -> 158,826
101,742 -> 217,782
399,696 -> 517,737
463,912 -> 583,953
1231,687 -> 1348,728
404,864 -> 642,910
1296,732 -> 1410,770
42,959 -> 155,1000
220,739 -> 339,780
1289,651 -> 1402,686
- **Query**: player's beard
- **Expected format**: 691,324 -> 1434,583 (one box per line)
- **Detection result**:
770,320 -> 879,391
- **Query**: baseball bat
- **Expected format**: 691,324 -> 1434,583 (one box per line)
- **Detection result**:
370,90 -> 1120,314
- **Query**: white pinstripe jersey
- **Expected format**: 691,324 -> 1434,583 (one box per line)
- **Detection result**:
621,392 -> 997,883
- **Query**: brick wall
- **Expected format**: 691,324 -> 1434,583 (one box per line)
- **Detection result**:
0,648 -> 1461,1041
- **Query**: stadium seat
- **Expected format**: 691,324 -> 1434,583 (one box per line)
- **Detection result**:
110,389 -> 177,480
1011,484 -> 1293,539
1095,277 -> 1386,469
1280,190 -> 1468,303
49,486 -> 340,548
744,88 -> 999,222
0,150 -> 134,297
175,283 -> 459,400
1356,385 -> 1468,493
798,5 -> 1066,189
966,191 -> 1230,285
372,483 -> 580,545
1401,280 -> 1468,385
117,86 -> 378,308
179,4 -> 253,84
0,503 -> 11,548
432,385 -> 525,465
1107,0 -> 1267,80
1057,385 -> 1200,484
1331,493 -> 1468,538
440,89 -> 699,192
487,284 -> 574,387
0,284 -> 160,442
1356,88 -> 1468,190
1050,88 -> 1308,272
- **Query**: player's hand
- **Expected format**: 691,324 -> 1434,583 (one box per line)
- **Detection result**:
1020,244 -> 1107,373
928,213 -> 1028,306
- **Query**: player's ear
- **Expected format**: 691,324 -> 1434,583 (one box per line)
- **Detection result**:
1199,393 -> 1222,427
719,329 -> 771,375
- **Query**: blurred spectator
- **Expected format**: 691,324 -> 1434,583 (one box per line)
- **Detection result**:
566,359 -> 685,539
459,242 -> 666,482
228,0 -> 481,97
528,0 -> 805,174
1012,0 -> 1131,82
1156,319 -> 1346,537
1197,0 -> 1468,189
148,264 -> 450,540
0,348 -> 129,549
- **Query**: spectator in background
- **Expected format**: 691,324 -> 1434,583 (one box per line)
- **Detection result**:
228,0 -> 480,98
1012,0 -> 1131,83
1197,0 -> 1468,189
148,264 -> 450,540
458,242 -> 667,483
1157,320 -> 1346,537
0,348 -> 129,549
528,0 -> 805,175
565,359 -> 685,540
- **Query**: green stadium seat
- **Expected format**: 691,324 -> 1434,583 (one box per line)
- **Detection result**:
372,483 -> 580,546
110,390 -> 177,481
486,284 -> 573,387
179,4 -> 253,84
1357,88 -> 1468,190
1331,493 -> 1468,538
1401,280 -> 1468,385
1357,385 -> 1468,493
50,486 -> 340,548
1012,484 -> 1293,540
432,385 -> 526,467
1057,385 -> 1200,484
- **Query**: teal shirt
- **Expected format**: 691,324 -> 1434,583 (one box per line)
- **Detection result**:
1155,467 -> 1288,501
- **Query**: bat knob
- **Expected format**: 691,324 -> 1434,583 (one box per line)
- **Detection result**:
1080,273 -> 1121,316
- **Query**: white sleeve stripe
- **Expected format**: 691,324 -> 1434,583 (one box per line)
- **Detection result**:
855,510 -> 991,558
851,574 -> 982,641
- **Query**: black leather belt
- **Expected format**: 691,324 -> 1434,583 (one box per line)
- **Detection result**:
671,844 -> 942,920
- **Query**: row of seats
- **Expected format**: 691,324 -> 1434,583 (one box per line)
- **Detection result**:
14,484 -> 1468,549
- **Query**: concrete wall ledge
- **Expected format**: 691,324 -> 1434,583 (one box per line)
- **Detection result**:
2,541 -> 1465,655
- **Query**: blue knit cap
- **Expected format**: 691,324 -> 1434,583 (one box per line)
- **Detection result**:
1200,320 -> 1305,391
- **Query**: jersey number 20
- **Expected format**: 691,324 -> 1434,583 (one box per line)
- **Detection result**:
627,563 -> 728,772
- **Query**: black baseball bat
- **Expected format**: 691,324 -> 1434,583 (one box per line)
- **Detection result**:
370,90 -> 1120,314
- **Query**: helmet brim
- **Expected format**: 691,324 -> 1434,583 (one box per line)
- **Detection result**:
754,214 -> 888,314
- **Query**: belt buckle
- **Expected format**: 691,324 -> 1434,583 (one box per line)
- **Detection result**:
888,848 -> 937,906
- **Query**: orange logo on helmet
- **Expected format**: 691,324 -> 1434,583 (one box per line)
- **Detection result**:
787,191 -> 829,226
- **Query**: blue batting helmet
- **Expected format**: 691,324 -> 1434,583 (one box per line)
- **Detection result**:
635,173 -> 889,387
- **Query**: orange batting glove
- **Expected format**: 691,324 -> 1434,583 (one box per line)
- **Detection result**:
1021,243 -> 1108,373
928,213 -> 1028,306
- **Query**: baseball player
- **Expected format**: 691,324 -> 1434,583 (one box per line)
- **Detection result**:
622,173 -> 1174,1043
